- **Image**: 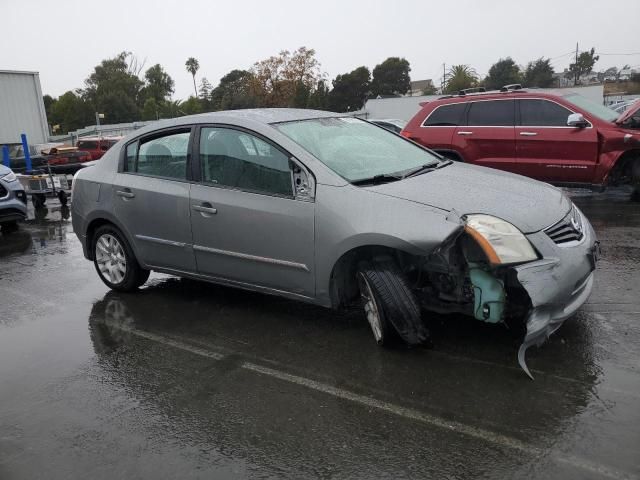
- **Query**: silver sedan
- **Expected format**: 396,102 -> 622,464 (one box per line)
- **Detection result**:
71,109 -> 599,377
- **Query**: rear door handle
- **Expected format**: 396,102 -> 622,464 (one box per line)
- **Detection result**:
457,131 -> 473,135
519,132 -> 538,136
192,204 -> 218,216
116,189 -> 135,199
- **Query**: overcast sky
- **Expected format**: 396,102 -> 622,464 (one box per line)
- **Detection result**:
3,0 -> 639,99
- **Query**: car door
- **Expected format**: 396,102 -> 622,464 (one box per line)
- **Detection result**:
452,99 -> 517,172
190,126 -> 315,297
515,99 -> 598,182
113,127 -> 196,272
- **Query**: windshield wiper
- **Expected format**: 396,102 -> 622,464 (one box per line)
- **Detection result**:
351,173 -> 403,186
402,159 -> 452,179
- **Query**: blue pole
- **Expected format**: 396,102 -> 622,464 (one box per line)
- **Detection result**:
2,145 -> 9,167
21,133 -> 32,172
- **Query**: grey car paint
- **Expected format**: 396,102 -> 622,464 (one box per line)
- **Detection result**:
71,108 -> 598,377
0,164 -> 27,225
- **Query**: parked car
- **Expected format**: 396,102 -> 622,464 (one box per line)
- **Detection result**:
5,144 -> 48,173
76,136 -> 122,160
42,146 -> 93,174
0,164 -> 28,232
401,89 -> 640,191
369,118 -> 407,134
612,99 -> 639,114
72,109 -> 600,377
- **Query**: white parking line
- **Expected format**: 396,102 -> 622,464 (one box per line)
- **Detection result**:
106,322 -> 638,480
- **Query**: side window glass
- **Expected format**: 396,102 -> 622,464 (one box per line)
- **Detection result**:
423,103 -> 466,126
136,131 -> 190,180
125,142 -> 137,172
199,127 -> 293,197
467,100 -> 514,126
519,99 -> 573,127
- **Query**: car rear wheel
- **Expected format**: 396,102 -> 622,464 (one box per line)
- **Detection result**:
1,221 -> 19,234
93,225 -> 149,292
357,258 -> 429,346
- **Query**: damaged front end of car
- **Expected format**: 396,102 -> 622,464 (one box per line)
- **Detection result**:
400,207 -> 598,379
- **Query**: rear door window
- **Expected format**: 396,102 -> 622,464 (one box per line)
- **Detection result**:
128,130 -> 191,180
467,100 -> 515,126
78,140 -> 97,149
423,103 -> 467,126
518,99 -> 573,127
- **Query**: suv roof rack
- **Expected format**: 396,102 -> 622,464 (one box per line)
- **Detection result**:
437,85 -> 529,100
500,83 -> 523,92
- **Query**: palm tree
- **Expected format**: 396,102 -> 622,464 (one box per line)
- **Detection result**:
185,57 -> 200,97
445,65 -> 479,93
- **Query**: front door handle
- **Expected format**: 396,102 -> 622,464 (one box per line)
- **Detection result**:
116,189 -> 135,199
519,132 -> 538,136
457,131 -> 473,135
192,204 -> 218,216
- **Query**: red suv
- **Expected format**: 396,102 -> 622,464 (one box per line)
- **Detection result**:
401,89 -> 640,189
76,136 -> 121,161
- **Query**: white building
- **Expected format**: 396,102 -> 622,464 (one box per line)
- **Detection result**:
0,70 -> 49,146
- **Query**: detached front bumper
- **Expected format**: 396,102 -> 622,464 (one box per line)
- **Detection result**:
513,213 -> 598,377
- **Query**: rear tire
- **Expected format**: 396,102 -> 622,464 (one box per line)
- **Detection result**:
92,224 -> 150,292
1,221 -> 19,234
357,258 -> 428,346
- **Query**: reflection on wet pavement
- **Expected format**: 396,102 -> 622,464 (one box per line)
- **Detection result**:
0,191 -> 639,479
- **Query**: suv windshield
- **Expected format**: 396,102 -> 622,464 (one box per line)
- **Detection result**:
275,117 -> 440,183
563,93 -> 619,123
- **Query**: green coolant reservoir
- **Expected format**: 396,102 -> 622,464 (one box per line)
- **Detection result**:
468,263 -> 506,323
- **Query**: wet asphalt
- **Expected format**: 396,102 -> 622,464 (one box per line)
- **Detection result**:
0,189 -> 639,480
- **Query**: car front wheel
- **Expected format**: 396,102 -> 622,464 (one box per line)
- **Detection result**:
357,258 -> 429,347
92,225 -> 149,291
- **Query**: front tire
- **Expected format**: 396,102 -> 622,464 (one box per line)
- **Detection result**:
357,258 -> 429,346
92,224 -> 150,292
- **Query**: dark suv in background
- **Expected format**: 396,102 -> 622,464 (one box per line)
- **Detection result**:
401,88 -> 640,190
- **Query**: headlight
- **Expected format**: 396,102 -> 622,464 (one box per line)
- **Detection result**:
0,171 -> 17,183
465,214 -> 538,265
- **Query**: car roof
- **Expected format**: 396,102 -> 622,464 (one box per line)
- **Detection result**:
424,89 -> 574,107
189,108 -> 340,124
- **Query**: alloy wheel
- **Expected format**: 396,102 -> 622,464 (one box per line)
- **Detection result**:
95,234 -> 127,284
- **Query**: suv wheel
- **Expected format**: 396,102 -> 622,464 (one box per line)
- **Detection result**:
92,225 -> 149,291
357,258 -> 429,346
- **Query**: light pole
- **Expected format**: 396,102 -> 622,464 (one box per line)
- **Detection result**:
95,112 -> 105,136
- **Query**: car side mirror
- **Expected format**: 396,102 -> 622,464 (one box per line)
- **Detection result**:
567,113 -> 588,128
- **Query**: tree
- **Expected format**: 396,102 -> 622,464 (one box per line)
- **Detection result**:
43,94 -> 56,121
307,80 -> 330,110
210,69 -> 257,111
445,65 -> 479,93
199,77 -> 213,99
370,57 -> 411,96
250,47 -> 323,107
141,97 -> 160,121
567,48 -> 599,85
484,57 -> 521,90
49,90 -> 94,133
523,58 -> 555,88
83,52 -> 144,123
142,64 -> 174,103
328,66 -> 371,112
181,96 -> 203,115
185,57 -> 200,97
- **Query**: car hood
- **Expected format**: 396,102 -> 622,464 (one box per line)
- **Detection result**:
616,100 -> 640,124
364,162 -> 570,233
